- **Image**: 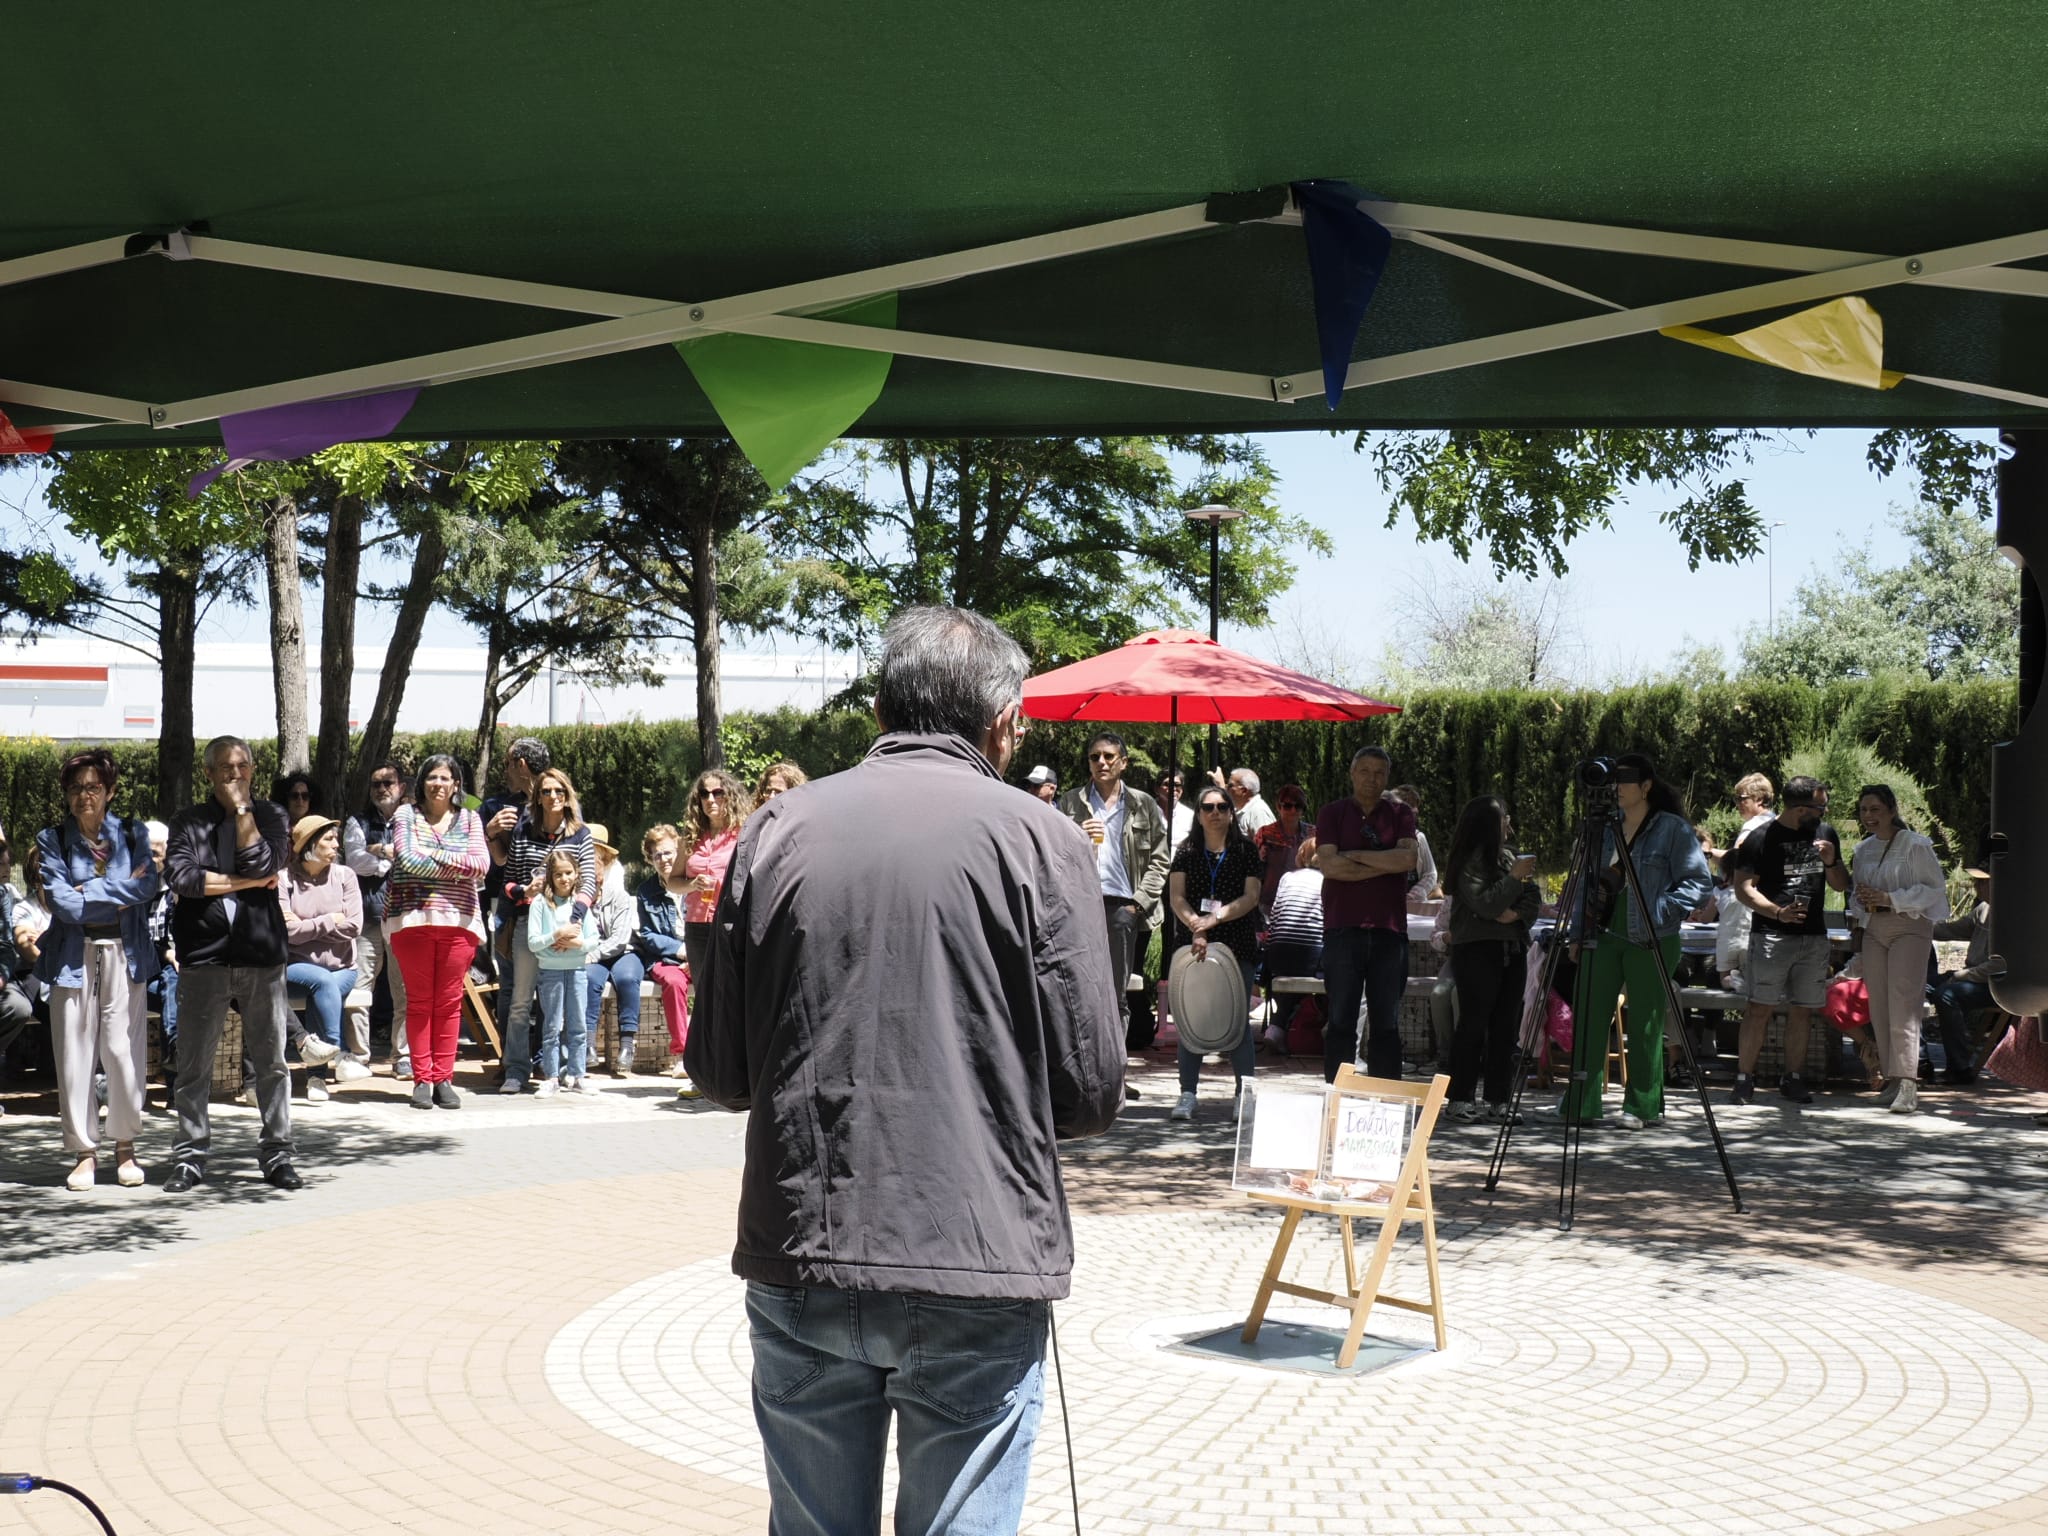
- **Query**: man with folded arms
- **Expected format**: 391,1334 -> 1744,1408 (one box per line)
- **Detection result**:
163,735 -> 320,1192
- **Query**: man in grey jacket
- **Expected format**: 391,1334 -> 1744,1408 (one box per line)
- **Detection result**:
1058,731 -> 1172,1052
688,605 -> 1124,1536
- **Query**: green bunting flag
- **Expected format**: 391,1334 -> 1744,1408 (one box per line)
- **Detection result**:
677,292 -> 898,487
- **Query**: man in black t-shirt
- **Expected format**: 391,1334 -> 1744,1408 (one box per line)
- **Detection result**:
1728,776 -> 1850,1105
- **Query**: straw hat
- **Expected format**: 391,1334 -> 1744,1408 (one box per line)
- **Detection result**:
291,815 -> 342,858
586,822 -> 618,857
1964,865 -> 1991,880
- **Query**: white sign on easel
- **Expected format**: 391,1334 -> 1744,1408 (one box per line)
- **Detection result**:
1328,1097 -> 1408,1184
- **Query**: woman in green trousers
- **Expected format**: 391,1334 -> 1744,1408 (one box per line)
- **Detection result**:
1566,753 -> 1713,1131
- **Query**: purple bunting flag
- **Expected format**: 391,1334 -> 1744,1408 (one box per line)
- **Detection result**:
186,387 -> 421,497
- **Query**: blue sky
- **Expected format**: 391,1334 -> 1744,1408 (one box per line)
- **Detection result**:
7,427 -> 1968,682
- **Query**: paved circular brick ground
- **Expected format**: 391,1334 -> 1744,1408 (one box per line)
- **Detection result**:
549,1212 -> 2048,1536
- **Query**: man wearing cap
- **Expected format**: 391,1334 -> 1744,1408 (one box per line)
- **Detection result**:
162,734 -> 314,1192
1930,867 -> 1996,1085
1025,764 -> 1059,802
581,824 -> 644,1077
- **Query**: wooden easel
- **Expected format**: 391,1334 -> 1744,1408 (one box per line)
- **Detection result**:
1240,1068 -> 1450,1368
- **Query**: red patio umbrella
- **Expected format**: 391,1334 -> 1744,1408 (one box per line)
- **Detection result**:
1022,628 -> 1398,780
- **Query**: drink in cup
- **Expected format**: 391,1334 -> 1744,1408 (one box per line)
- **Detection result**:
1088,821 -> 1105,846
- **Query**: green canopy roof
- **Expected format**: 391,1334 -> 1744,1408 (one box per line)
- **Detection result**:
7,3 -> 2048,447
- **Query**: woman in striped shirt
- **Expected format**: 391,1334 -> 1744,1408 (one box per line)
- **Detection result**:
385,755 -> 490,1109
499,766 -> 597,1093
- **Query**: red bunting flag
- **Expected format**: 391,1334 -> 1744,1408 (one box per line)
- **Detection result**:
0,407 -> 54,455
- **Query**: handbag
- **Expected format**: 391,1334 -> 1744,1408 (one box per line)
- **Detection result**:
1985,1015 -> 2048,1093
1822,975 -> 1872,1034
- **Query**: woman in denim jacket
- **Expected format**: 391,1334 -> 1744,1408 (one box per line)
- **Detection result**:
36,749 -> 161,1191
1564,752 -> 1712,1130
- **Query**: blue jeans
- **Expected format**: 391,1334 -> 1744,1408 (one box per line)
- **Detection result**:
585,952 -> 644,1045
1931,976 -> 1993,1078
1177,953 -> 1258,1091
745,1283 -> 1048,1536
148,962 -> 179,1064
1320,926 -> 1409,1082
535,965 -> 587,1080
285,962 -> 358,1046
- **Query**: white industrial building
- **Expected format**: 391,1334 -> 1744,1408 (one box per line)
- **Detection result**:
0,636 -> 859,742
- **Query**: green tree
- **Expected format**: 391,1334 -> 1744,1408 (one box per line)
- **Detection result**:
41,449 -> 267,805
1377,573 -> 1579,691
1739,502 -> 2019,683
778,436 -> 1329,669
1360,427 -> 1999,580
553,439 -> 788,768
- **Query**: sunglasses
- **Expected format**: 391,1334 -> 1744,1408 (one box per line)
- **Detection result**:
1199,801 -> 1232,814
1277,800 -> 1304,810
700,788 -> 727,800
370,776 -> 401,788
538,787 -> 570,800
1087,751 -> 1121,763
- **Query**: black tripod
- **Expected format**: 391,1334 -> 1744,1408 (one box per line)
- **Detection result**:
1484,773 -> 1745,1228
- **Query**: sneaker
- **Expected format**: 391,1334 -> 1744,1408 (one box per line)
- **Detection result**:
1876,1078 -> 1903,1109
1169,1091 -> 1197,1121
534,1078 -> 559,1098
1261,1024 -> 1288,1054
611,1045 -> 634,1079
304,1075 -> 330,1103
1779,1072 -> 1814,1105
1889,1078 -> 1919,1114
1449,1099 -> 1482,1124
675,1081 -> 701,1100
498,1079 -> 525,1096
1486,1101 -> 1522,1126
334,1059 -> 373,1083
409,1080 -> 433,1111
1617,1110 -> 1663,1131
563,1076 -> 583,1093
298,1036 -> 341,1066
666,1060 -> 691,1079
1729,1074 -> 1755,1105
393,1059 -> 414,1081
433,1081 -> 460,1110
235,1084 -> 258,1108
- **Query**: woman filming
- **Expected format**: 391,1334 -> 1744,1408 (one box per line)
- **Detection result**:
1165,785 -> 1262,1122
1849,784 -> 1948,1114
1564,753 -> 1712,1131
1443,797 -> 1542,1124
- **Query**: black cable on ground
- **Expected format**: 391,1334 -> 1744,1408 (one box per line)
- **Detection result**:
1048,1308 -> 1082,1536
1,1475 -> 120,1535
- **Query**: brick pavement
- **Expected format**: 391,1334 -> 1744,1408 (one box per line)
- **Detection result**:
2,1053 -> 2045,1535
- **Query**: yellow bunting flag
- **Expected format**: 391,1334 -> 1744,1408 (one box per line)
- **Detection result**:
1662,296 -> 1905,391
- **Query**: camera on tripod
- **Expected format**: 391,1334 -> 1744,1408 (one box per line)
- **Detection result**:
1575,757 -> 1620,794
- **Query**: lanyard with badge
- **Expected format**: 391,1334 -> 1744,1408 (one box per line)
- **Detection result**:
1200,848 -> 1228,919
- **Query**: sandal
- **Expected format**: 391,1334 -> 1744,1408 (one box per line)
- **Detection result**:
114,1141 -> 145,1188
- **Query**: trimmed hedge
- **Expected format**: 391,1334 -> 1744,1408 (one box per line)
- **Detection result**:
1,681 -> 2015,872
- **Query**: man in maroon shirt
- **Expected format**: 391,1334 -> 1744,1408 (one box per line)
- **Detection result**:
1313,747 -> 1418,1082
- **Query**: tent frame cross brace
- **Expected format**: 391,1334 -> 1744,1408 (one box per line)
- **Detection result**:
6,189 -> 2048,437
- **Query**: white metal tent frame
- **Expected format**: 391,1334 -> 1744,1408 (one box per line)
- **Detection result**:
5,188 -> 2048,438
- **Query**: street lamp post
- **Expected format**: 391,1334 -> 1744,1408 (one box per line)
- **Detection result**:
1184,503 -> 1244,774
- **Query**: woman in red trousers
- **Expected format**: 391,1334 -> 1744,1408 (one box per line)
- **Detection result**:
385,755 -> 490,1110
